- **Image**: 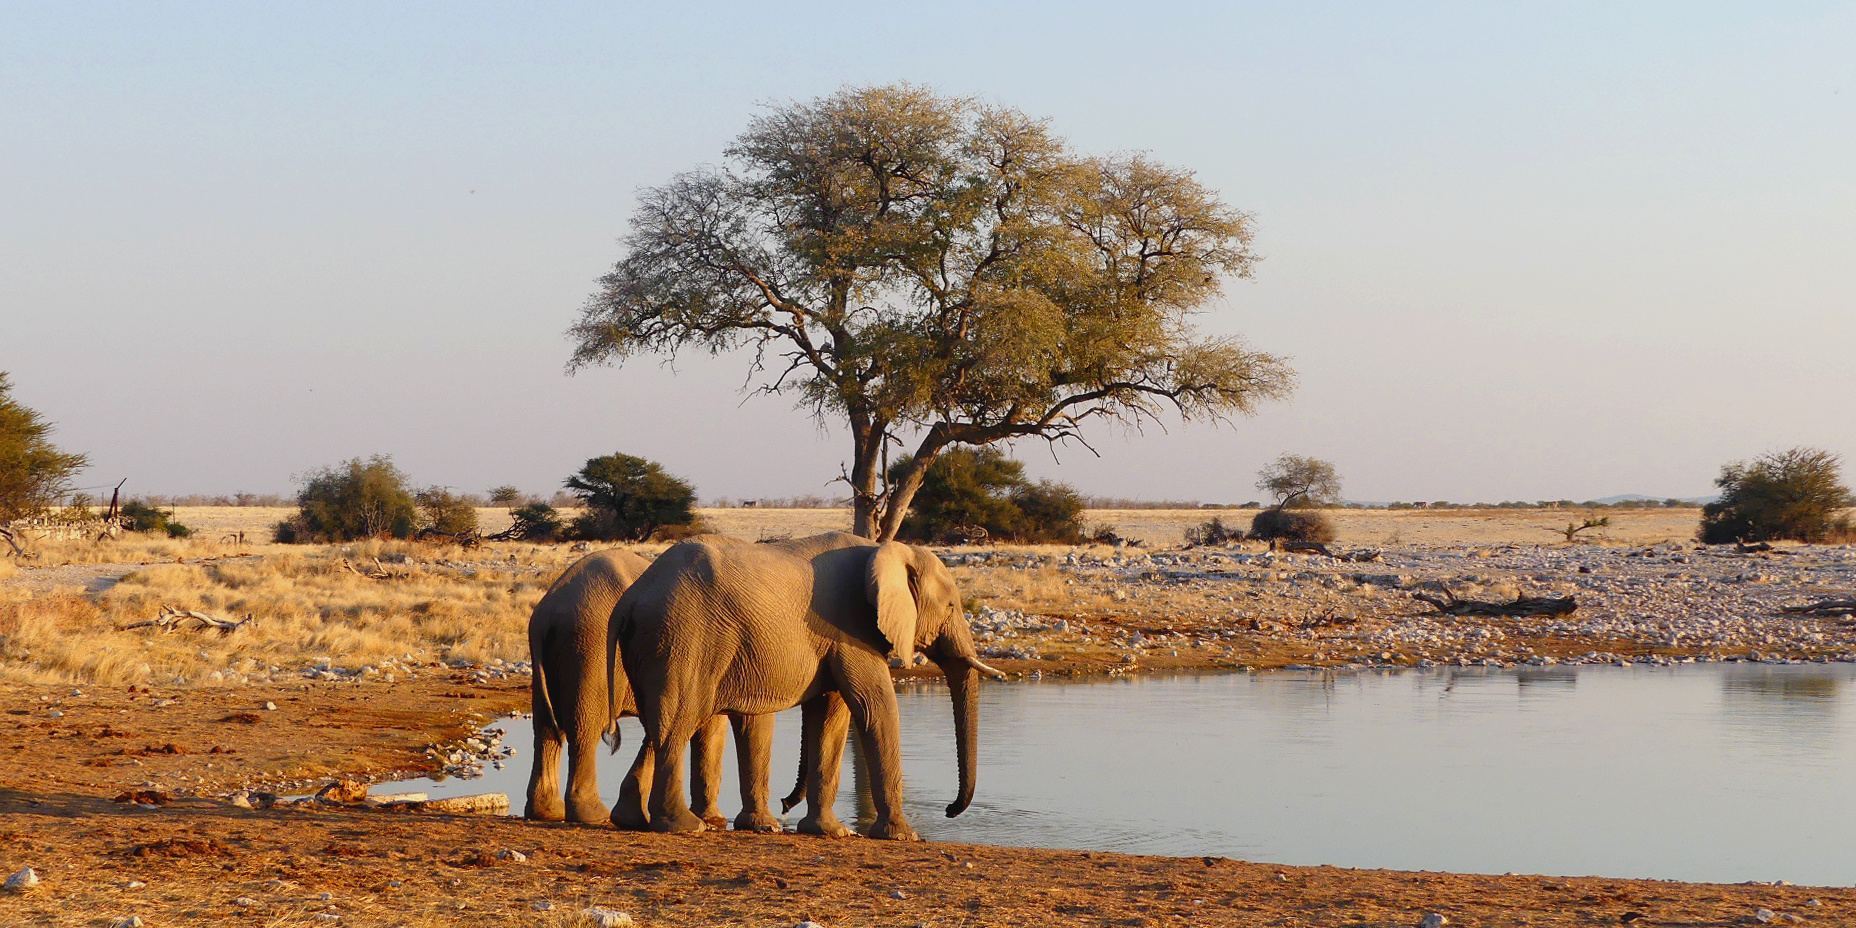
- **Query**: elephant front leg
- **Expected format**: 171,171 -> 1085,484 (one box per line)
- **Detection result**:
839,666 -> 920,841
610,741 -> 654,830
730,713 -> 781,833
688,715 -> 730,830
795,692 -> 852,838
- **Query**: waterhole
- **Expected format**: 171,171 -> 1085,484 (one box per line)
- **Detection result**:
384,663 -> 1856,885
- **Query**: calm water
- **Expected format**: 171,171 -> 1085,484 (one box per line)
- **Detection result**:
388,664 -> 1856,885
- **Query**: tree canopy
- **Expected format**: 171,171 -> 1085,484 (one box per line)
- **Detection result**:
0,372 -> 88,523
564,452 -> 697,542
570,84 -> 1293,540
1257,454 -> 1341,511
275,455 -> 418,542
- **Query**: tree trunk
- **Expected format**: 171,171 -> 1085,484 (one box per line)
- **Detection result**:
846,413 -> 886,539
874,431 -> 949,542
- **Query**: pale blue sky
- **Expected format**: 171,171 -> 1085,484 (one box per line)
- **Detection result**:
4,2 -> 1852,503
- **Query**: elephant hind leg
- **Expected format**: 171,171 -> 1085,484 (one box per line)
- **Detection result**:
610,741 -> 653,830
643,707 -> 708,834
795,692 -> 852,839
524,670 -> 567,821
731,713 -> 781,833
688,715 -> 730,830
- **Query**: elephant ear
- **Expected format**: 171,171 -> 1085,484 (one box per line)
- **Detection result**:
865,541 -> 918,665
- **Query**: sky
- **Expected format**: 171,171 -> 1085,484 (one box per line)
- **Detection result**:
3,2 -> 1852,505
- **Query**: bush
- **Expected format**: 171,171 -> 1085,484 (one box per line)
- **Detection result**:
275,455 -> 418,543
1184,516 -> 1245,546
119,500 -> 189,537
564,453 -> 697,542
1248,508 -> 1337,544
415,487 -> 479,536
893,448 -> 1085,544
1699,447 -> 1854,544
504,502 -> 563,541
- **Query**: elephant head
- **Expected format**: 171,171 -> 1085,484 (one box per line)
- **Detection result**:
865,541 -> 1003,817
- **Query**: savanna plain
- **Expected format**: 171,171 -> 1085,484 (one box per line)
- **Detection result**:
5,507 -> 1856,926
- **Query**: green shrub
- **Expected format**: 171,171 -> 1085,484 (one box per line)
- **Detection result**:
893,448 -> 1085,544
504,502 -> 563,541
564,453 -> 697,542
120,500 -> 189,537
415,487 -> 479,536
1248,508 -> 1337,544
1699,447 -> 1854,544
275,455 -> 418,543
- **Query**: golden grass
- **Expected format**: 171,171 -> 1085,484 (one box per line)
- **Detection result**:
0,539 -> 588,687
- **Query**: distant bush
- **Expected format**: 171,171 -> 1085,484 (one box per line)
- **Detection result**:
564,453 -> 698,542
503,502 -> 563,541
119,500 -> 190,537
893,448 -> 1086,545
275,455 -> 418,543
415,487 -> 479,537
1248,508 -> 1337,545
1699,447 -> 1854,544
1184,516 -> 1245,546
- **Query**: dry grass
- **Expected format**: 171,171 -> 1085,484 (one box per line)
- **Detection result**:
0,538 -> 588,688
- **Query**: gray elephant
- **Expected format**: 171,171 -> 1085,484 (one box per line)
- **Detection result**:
525,548 -> 780,830
608,532 -> 1002,839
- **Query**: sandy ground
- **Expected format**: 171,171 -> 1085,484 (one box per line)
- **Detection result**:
5,507 -> 1855,926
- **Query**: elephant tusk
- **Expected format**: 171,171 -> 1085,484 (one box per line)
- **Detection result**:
969,658 -> 1007,679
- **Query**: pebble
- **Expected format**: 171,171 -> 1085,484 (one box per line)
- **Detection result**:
890,889 -> 908,899
532,901 -> 555,911
227,790 -> 254,809
110,918 -> 144,928
583,908 -> 634,927
262,702 -> 278,711
126,881 -> 146,889
233,897 -> 258,907
1421,914 -> 1448,928
3,867 -> 40,893
496,849 -> 528,863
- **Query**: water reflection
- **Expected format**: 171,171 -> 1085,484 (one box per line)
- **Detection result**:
387,663 -> 1856,886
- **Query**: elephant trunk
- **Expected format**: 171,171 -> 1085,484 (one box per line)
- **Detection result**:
932,620 -> 986,817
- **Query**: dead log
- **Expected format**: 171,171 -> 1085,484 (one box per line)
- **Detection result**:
122,606 -> 253,634
1412,587 -> 1577,617
384,793 -> 509,815
1782,598 -> 1856,617
0,526 -> 27,559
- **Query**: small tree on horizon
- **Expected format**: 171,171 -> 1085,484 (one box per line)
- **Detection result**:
1257,454 -> 1342,511
564,453 -> 698,542
275,455 -> 418,543
568,83 -> 1294,542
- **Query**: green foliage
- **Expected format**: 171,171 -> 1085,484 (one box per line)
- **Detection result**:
488,485 -> 522,505
415,487 -> 479,536
893,448 -> 1085,544
502,503 -> 562,541
0,372 -> 88,523
1257,454 -> 1342,510
569,84 -> 1293,540
564,453 -> 697,542
119,500 -> 189,537
1184,516 -> 1245,546
275,455 -> 418,543
1699,447 -> 1854,544
1248,508 -> 1337,544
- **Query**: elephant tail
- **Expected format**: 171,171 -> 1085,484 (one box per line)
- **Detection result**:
531,629 -> 560,736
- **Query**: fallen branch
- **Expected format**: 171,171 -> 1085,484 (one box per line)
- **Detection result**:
123,606 -> 253,634
0,526 -> 29,559
1412,586 -> 1577,617
1782,598 -> 1856,617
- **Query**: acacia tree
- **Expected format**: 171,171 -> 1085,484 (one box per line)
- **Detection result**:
569,84 -> 1294,540
1257,454 -> 1341,512
0,372 -> 88,524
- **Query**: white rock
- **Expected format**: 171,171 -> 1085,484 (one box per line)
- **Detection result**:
496,849 -> 528,863
227,790 -> 253,809
890,889 -> 908,899
1420,914 -> 1448,928
583,908 -> 634,927
111,918 -> 145,928
3,867 -> 40,893
795,923 -> 827,928
531,901 -> 555,911
1755,910 -> 1777,924
233,897 -> 258,907
126,880 -> 146,889
262,701 -> 277,711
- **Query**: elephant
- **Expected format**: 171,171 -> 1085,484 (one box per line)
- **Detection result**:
525,548 -> 781,831
608,532 -> 1003,839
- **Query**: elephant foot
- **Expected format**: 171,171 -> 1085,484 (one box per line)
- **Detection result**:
609,802 -> 651,831
524,795 -> 566,822
796,813 -> 852,839
566,796 -> 610,826
733,809 -> 782,834
651,806 -> 709,834
864,817 -> 921,841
